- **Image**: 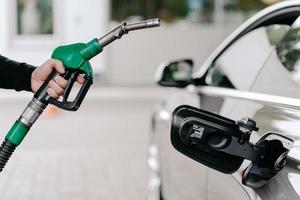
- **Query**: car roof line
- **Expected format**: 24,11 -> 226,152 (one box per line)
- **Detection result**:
193,1 -> 300,79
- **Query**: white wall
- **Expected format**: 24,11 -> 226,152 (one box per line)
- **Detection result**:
106,21 -> 239,85
0,0 -> 109,73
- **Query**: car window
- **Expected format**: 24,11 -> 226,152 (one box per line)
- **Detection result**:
250,16 -> 300,98
277,18 -> 300,83
205,24 -> 290,90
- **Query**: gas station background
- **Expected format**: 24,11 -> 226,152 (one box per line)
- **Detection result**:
0,0 -> 286,200
0,0 -> 282,86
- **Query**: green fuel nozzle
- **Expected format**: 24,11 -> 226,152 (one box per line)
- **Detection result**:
0,18 -> 160,173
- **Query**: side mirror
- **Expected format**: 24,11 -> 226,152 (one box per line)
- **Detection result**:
171,105 -> 293,188
155,59 -> 193,88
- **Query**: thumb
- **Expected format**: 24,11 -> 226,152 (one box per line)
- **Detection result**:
52,59 -> 65,74
38,59 -> 65,81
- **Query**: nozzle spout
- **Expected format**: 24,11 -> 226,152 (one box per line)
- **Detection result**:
98,18 -> 160,48
125,18 -> 160,31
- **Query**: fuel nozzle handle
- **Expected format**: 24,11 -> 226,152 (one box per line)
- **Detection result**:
0,18 -> 160,173
98,18 -> 160,48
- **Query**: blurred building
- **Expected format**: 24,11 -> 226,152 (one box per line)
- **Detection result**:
0,0 -> 110,75
0,0 -> 281,86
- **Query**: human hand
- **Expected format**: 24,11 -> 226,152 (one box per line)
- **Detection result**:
31,59 -> 85,99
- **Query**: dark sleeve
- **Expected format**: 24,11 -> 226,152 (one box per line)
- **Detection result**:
0,55 -> 36,92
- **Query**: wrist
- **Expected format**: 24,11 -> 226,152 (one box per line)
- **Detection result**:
30,68 -> 38,93
21,64 -> 36,92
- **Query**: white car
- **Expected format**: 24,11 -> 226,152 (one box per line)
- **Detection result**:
148,1 -> 300,200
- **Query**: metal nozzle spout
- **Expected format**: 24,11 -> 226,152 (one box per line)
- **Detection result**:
125,18 -> 160,31
98,18 -> 160,48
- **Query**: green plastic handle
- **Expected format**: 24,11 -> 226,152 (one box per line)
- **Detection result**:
51,39 -> 103,77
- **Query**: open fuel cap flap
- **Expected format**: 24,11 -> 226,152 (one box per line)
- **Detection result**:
171,105 -> 293,188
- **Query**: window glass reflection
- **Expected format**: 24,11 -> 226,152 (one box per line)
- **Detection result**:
277,17 -> 300,82
17,0 -> 53,35
207,24 -> 290,90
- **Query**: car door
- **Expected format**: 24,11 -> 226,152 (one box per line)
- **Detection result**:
199,23 -> 292,200
181,2 -> 300,200
193,7 -> 300,200
154,2 -> 300,200
247,16 -> 300,199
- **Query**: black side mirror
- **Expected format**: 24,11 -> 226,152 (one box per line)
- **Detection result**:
171,105 -> 293,188
155,59 -> 193,88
